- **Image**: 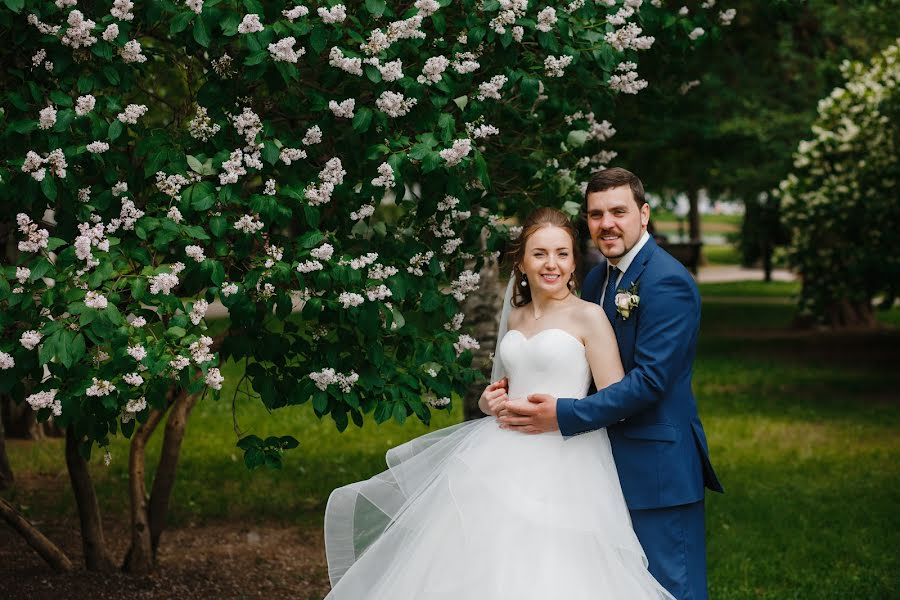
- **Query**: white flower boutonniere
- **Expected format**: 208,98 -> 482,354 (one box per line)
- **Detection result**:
614,281 -> 640,320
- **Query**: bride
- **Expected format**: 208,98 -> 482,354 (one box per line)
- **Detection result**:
323,207 -> 673,599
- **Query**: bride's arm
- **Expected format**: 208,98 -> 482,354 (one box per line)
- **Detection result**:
581,304 -> 625,390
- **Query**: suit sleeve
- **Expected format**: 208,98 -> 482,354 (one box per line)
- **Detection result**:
557,272 -> 700,436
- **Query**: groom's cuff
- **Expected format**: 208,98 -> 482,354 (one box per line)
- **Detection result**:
556,397 -> 585,438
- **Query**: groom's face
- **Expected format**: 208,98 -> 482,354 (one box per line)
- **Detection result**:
586,185 -> 650,263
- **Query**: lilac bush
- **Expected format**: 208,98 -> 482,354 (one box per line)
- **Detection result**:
0,0 -> 730,465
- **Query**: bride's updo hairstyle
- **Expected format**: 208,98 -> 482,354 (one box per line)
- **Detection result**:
508,207 -> 580,307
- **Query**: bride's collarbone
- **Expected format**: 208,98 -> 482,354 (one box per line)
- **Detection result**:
508,301 -> 587,341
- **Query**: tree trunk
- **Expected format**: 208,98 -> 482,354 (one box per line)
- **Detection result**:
121,408 -> 167,574
762,239 -> 773,283
2,396 -> 64,440
688,190 -> 702,243
3,397 -> 41,439
0,496 -> 75,572
461,258 -> 505,421
148,389 -> 197,558
0,408 -> 13,491
824,298 -> 877,329
65,426 -> 116,572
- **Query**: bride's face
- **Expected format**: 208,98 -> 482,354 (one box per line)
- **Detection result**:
520,225 -> 575,297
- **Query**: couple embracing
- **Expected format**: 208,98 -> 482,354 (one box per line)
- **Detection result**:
323,168 -> 723,599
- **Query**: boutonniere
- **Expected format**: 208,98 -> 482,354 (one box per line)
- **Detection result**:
614,281 -> 640,320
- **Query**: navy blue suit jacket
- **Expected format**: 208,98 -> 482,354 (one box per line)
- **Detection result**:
557,237 -> 723,510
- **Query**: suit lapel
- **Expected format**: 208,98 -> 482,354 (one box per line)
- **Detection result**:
618,236 -> 658,297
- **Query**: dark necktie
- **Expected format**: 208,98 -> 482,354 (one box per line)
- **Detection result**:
603,265 -> 619,322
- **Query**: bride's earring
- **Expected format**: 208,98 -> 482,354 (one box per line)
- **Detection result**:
520,272 -> 528,287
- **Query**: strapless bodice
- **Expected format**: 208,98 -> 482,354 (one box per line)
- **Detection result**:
498,328 -> 592,399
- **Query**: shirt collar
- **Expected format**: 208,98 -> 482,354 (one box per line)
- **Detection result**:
609,230 -> 650,275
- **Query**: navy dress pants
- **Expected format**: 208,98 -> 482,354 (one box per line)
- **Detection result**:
629,499 -> 708,600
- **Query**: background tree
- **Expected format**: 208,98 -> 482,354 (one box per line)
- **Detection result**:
778,41 -> 899,328
610,0 -> 900,277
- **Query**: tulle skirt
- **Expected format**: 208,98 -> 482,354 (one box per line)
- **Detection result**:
324,417 -> 673,599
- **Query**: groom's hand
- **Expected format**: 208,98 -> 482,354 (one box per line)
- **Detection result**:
498,394 -> 559,434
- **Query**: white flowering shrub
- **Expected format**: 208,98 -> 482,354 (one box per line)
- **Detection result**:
778,41 -> 899,325
0,0 -> 725,464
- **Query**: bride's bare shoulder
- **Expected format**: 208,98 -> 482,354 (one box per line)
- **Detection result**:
507,305 -> 526,330
569,298 -> 613,335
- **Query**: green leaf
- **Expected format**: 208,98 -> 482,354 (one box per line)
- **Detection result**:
210,261 -> 225,286
77,76 -> 94,93
185,182 -> 216,211
422,151 -> 443,173
50,90 -> 73,107
303,206 -> 320,228
297,230 -> 325,249
186,155 -> 204,173
121,418 -> 136,439
244,49 -> 269,66
170,11 -> 194,34
302,297 -> 322,318
365,144 -> 390,160
209,215 -> 227,237
352,107 -> 373,133
364,65 -> 382,83
438,113 -> 455,142
280,435 -> 299,449
365,0 -> 386,17
46,237 -> 67,251
312,391 -> 328,414
102,65 -> 120,85
3,0 -> 25,13
193,16 -> 211,47
166,326 -> 187,339
237,434 -> 262,450
264,452 -> 283,469
309,26 -> 328,54
40,175 -> 57,201
453,95 -> 468,110
392,402 -> 407,424
421,290 -> 442,312
244,447 -> 265,469
108,119 -> 123,141
131,276 -> 147,301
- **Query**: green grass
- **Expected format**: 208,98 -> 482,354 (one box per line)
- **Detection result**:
703,244 -> 743,265
4,293 -> 899,598
653,211 -> 744,228
698,280 -> 802,298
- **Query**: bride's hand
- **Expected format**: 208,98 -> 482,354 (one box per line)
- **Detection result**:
478,378 -> 508,416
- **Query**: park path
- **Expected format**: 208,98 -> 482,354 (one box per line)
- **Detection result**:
695,265 -> 796,283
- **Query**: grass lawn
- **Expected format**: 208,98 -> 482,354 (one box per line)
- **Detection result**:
699,280 -> 801,298
703,244 -> 743,266
4,290 -> 899,598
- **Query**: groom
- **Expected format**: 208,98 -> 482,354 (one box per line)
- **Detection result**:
499,168 -> 724,599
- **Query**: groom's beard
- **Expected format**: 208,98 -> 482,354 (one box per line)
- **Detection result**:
595,228 -> 632,260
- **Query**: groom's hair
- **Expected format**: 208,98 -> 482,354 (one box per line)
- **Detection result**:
585,168 -> 646,208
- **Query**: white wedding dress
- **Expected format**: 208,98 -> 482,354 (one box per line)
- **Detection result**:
323,328 -> 674,599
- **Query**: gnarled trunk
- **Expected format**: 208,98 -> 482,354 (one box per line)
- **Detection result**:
149,389 -> 197,558
0,409 -> 13,490
0,497 -> 74,572
122,408 -> 167,574
65,426 -> 115,572
825,298 -> 877,329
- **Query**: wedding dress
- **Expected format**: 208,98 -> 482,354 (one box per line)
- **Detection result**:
323,328 -> 674,599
